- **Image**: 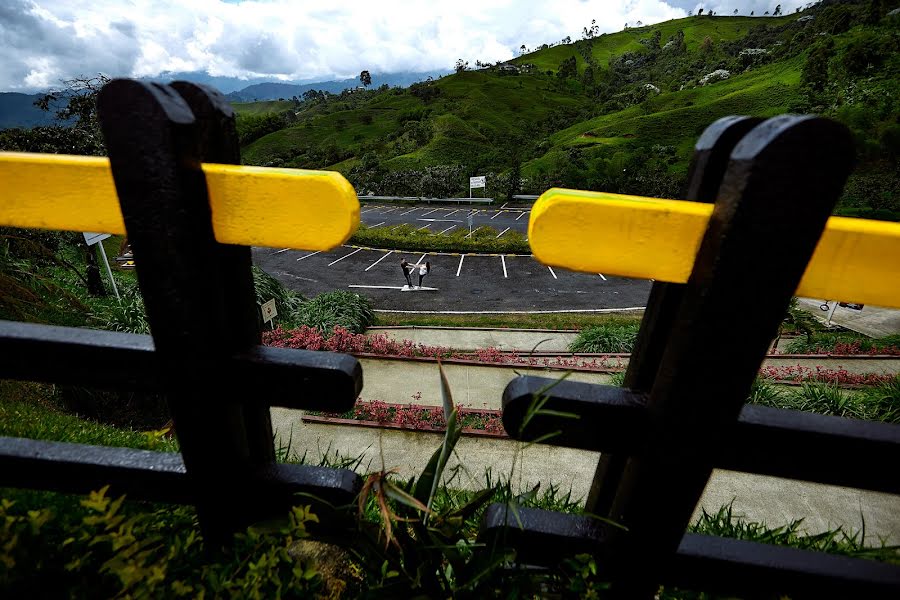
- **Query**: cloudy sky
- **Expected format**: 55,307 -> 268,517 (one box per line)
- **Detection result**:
1,0 -> 809,92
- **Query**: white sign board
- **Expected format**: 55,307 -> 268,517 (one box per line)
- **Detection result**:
469,176 -> 486,189
261,299 -> 278,323
83,232 -> 111,246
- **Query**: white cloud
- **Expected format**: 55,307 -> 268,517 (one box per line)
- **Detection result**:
0,0 -> 695,91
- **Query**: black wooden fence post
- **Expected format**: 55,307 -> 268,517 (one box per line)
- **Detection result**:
97,80 -> 258,540
604,115 -> 855,597
585,116 -> 762,514
169,81 -> 276,465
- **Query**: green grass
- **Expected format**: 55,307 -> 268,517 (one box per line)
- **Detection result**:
351,222 -> 530,254
0,380 -> 178,451
373,312 -> 643,330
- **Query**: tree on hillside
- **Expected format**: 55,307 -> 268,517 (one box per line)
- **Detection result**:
774,5 -> 782,16
13,75 -> 110,296
359,70 -> 371,88
454,59 -> 468,73
801,38 -> 835,98
698,8 -> 703,16
582,19 -> 599,40
557,56 -> 577,80
520,44 -> 527,56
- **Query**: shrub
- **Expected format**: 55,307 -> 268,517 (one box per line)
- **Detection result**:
568,323 -> 640,353
749,377 -> 900,424
252,265 -> 305,323
90,281 -> 149,334
0,487 -> 322,598
293,290 -> 375,334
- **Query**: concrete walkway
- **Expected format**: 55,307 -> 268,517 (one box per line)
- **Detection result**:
367,326 -> 578,352
279,330 -> 900,543
271,411 -> 900,544
797,298 -> 900,338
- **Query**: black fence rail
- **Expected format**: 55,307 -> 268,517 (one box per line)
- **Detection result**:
1,79 -> 899,596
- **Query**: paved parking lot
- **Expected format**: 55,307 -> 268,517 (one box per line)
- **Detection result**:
360,203 -> 530,238
253,244 -> 651,312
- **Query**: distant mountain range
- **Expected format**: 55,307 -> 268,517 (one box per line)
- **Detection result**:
0,70 -> 448,129
223,71 -> 447,102
0,93 -> 57,128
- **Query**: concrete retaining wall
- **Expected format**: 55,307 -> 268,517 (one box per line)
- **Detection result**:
356,356 -> 897,410
270,411 -> 900,543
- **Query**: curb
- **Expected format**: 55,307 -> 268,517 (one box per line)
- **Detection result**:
367,325 -> 580,333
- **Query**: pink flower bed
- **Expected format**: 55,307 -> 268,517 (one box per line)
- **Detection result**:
264,326 -> 893,386
759,365 -> 894,386
263,325 -> 625,370
811,341 -> 900,356
306,398 -> 506,436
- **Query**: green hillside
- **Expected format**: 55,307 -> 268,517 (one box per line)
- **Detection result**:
237,2 -> 899,216
231,100 -> 294,115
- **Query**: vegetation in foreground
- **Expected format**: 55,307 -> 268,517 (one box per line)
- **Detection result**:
2,368 -> 898,598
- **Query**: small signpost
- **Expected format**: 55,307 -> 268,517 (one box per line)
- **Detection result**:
260,298 -> 278,327
82,232 -> 120,300
467,212 -> 474,235
469,175 -> 486,199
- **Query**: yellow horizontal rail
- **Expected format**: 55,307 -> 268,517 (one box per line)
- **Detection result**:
0,152 -> 359,251
529,188 -> 900,309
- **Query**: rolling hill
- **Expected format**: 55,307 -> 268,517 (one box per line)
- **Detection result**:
234,2 -> 898,219
238,12 -> 812,179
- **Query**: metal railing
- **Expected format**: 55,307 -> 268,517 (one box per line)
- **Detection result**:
1,81 -> 899,595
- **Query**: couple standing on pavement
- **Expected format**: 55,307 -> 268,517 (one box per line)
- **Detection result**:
400,258 -> 430,288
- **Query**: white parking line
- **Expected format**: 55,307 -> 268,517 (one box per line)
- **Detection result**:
296,250 -> 321,261
456,255 -> 465,276
598,273 -> 607,281
327,248 -> 363,266
548,266 -> 557,279
437,225 -> 457,234
399,207 -> 418,216
464,226 -> 483,239
415,253 -> 427,265
446,209 -> 460,217
369,221 -> 386,228
390,224 -> 405,231
417,224 -> 430,231
490,211 -> 502,220
496,227 -> 510,238
516,211 -> 527,221
271,248 -> 290,255
501,255 -> 507,278
500,202 -> 508,209
381,207 -> 398,213
420,208 -> 439,217
365,251 -> 393,271
361,207 -> 378,214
